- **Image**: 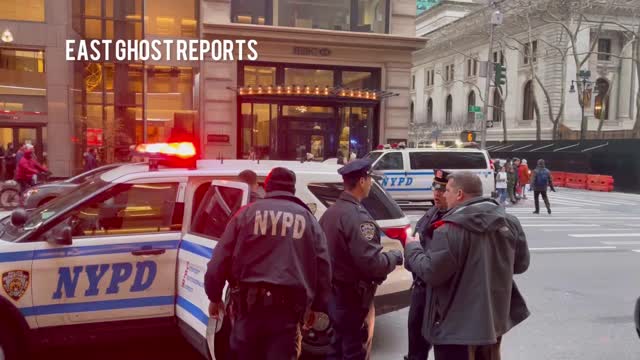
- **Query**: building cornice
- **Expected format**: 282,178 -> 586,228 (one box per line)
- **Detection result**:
202,23 -> 426,51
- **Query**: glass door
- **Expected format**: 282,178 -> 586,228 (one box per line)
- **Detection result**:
0,125 -> 45,180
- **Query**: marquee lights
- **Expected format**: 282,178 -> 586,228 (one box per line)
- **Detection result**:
233,85 -> 393,100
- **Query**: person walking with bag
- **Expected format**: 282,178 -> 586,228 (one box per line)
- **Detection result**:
530,159 -> 555,214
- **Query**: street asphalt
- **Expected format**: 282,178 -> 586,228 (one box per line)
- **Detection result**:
36,188 -> 640,359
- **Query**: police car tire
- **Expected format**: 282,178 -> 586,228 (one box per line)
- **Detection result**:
0,323 -> 19,360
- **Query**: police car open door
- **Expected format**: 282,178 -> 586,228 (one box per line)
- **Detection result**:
177,180 -> 249,359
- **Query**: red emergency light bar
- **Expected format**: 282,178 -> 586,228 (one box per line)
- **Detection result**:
134,141 -> 198,170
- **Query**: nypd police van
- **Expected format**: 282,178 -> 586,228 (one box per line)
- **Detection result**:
366,147 -> 495,205
0,142 -> 412,359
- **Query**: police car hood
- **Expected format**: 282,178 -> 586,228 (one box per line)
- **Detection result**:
443,198 -> 506,233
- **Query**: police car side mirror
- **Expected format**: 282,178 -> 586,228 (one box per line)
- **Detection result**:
10,208 -> 28,227
49,226 -> 72,246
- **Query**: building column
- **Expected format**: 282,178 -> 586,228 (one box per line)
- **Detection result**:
383,62 -> 412,143
618,39 -> 634,120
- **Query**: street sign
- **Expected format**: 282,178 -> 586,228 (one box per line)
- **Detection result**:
469,106 -> 482,113
475,112 -> 484,121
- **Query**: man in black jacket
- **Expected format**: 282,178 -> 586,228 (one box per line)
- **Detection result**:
404,171 -> 530,360
204,167 -> 332,360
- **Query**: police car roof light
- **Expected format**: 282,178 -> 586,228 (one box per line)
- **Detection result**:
135,142 -> 197,159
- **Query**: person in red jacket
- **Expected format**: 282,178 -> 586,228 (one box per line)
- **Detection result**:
15,147 -> 47,193
518,159 -> 531,200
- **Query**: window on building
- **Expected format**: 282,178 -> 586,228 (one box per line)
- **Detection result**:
466,57 -> 478,77
284,68 -> 334,88
145,0 -> 198,37
426,98 -> 433,125
493,88 -> 503,122
524,41 -> 538,64
373,152 -> 403,170
523,80 -> 535,120
243,66 -> 277,87
411,75 -> 416,90
236,0 -> 389,33
597,39 -> 611,61
446,95 -> 453,125
410,101 -> 414,122
467,91 -> 476,124
444,64 -> 455,83
73,0 -> 143,40
425,70 -> 435,87
0,48 -> 47,112
342,71 -> 375,89
0,0 -> 45,21
594,78 -> 610,120
231,0 -> 271,25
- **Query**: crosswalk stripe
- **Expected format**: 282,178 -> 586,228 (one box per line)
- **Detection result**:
530,246 -> 616,251
569,233 -> 640,238
633,250 -> 640,253
522,224 -> 600,227
601,241 -> 640,245
542,228 -> 633,232
515,217 -> 640,220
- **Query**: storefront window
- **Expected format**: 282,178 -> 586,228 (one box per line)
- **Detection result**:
342,71 -> 374,89
285,68 -> 333,88
346,106 -> 373,158
243,66 -> 276,87
0,0 -> 45,21
146,0 -> 198,37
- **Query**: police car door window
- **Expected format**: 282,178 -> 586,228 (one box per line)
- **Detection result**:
42,182 -> 180,239
374,152 -> 404,170
409,152 -> 488,169
307,182 -> 404,220
191,185 -> 245,240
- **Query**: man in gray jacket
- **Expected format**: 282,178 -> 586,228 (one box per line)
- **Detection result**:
404,171 -> 530,360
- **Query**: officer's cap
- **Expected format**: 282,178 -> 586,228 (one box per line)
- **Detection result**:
338,158 -> 381,180
432,169 -> 450,191
265,167 -> 296,193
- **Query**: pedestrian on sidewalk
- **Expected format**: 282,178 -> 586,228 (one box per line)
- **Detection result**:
511,158 -> 521,200
496,166 -> 508,205
404,171 -> 530,360
530,159 -> 555,214
506,163 -> 518,204
518,159 -> 531,200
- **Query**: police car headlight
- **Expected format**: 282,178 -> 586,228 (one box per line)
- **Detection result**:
312,312 -> 331,332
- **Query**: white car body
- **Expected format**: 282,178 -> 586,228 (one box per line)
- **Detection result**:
367,148 -> 495,204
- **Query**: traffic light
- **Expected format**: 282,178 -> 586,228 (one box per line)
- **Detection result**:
461,130 -> 476,143
494,63 -> 506,87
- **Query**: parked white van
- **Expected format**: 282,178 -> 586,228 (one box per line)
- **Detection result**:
366,147 -> 495,205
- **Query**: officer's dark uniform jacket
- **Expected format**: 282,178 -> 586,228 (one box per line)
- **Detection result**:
320,191 -> 397,286
404,197 -> 530,345
204,190 -> 332,313
407,205 -> 445,283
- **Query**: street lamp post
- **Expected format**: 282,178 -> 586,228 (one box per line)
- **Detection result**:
480,3 -> 503,150
569,70 -> 595,140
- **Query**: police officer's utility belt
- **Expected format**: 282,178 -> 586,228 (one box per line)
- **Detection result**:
333,280 -> 377,310
230,282 -> 306,316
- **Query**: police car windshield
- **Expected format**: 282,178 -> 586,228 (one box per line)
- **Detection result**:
365,152 -> 383,162
17,179 -> 107,236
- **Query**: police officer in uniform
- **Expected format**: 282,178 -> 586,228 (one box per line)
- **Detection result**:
320,158 -> 404,360
204,167 -> 332,360
404,169 -> 450,360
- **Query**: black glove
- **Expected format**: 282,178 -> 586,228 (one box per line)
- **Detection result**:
388,249 -> 403,266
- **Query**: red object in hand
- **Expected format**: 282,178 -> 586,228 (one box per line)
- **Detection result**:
382,224 -> 412,246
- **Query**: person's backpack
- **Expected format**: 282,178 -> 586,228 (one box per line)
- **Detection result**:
534,169 -> 550,188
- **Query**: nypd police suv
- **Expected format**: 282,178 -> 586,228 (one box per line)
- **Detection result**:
366,146 -> 494,206
0,142 -> 411,359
